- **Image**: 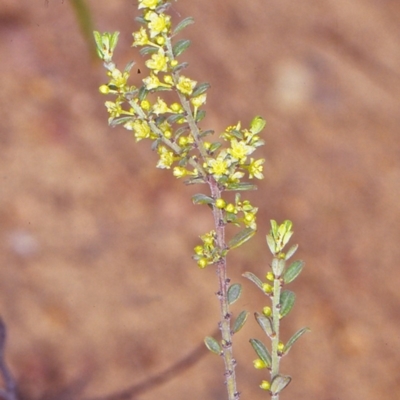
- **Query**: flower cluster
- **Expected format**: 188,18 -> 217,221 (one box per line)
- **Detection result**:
94,0 -> 267,269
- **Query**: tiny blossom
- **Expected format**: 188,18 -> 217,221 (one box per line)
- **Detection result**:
127,119 -> 151,141
109,69 -> 129,89
138,0 -> 160,10
201,231 -> 216,246
145,50 -> 169,74
190,93 -> 207,108
105,100 -> 123,119
228,139 -> 254,163
176,75 -> 197,95
156,146 -> 174,169
248,158 -> 265,179
143,73 -> 171,90
132,27 -> 149,47
146,12 -> 171,38
207,157 -> 229,178
173,166 -> 188,178
152,97 -> 171,115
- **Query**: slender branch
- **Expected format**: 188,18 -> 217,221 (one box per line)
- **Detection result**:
83,328 -> 219,400
209,178 -> 238,400
270,275 -> 282,400
0,318 -> 18,400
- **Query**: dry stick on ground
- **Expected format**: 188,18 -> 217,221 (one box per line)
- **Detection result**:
0,318 -> 18,400
83,328 -> 220,400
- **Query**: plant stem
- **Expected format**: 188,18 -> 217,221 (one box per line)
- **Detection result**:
271,266 -> 282,400
209,176 -> 238,400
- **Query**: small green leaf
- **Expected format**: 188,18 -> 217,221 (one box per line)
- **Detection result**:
242,272 -> 264,291
227,283 -> 242,305
225,182 -> 257,191
250,116 -> 266,134
195,109 -> 206,122
204,336 -> 221,355
285,244 -> 298,260
124,60 -> 135,74
228,228 -> 255,250
266,233 -> 276,254
271,374 -> 291,395
173,39 -> 191,57
283,327 -> 310,355
109,116 -> 134,127
192,82 -> 211,97
249,338 -> 271,367
280,290 -> 296,317
138,86 -> 148,102
192,194 -> 214,205
254,312 -> 274,337
283,260 -> 305,284
172,16 -> 195,35
199,129 -> 215,138
232,310 -> 249,333
172,62 -> 189,73
139,46 -> 158,56
184,176 -> 206,185
208,142 -> 222,154
167,113 -> 186,124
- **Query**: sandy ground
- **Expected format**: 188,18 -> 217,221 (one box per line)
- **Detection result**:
1,0 -> 400,399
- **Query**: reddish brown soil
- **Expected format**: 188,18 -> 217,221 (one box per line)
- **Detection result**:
1,1 -> 400,399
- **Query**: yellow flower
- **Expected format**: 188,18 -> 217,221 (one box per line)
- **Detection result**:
156,146 -> 174,169
145,50 -> 169,74
176,75 -> 197,95
132,27 -> 149,47
152,97 -> 171,115
207,157 -> 229,178
146,12 -> 171,38
143,73 -> 171,90
248,158 -> 265,179
138,0 -> 160,10
125,120 -> 151,141
190,93 -> 207,108
228,139 -> 253,163
253,359 -> 267,369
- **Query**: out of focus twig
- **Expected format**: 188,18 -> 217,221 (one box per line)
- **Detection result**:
84,328 -> 220,400
0,318 -> 18,400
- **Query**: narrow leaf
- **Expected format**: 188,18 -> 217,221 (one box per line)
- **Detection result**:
280,290 -> 296,318
199,129 -> 215,138
173,16 -> 195,35
173,39 -> 191,57
204,336 -> 221,355
254,312 -> 274,337
283,260 -> 305,284
283,327 -> 310,355
249,338 -> 271,367
124,60 -> 136,74
195,109 -> 206,122
192,82 -> 211,97
208,142 -> 222,154
228,228 -> 255,250
242,272 -> 263,291
232,310 -> 249,334
225,182 -> 257,191
192,194 -> 213,205
285,244 -> 298,260
227,283 -> 242,305
139,46 -> 158,56
271,374 -> 292,395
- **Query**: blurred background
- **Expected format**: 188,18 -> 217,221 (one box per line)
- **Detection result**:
1,0 -> 400,399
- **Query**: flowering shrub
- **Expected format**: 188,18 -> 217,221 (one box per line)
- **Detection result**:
94,1 -> 308,399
